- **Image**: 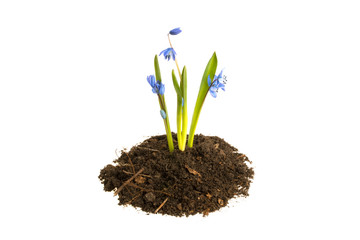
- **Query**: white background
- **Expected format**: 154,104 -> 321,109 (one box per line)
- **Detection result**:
1,0 -> 359,239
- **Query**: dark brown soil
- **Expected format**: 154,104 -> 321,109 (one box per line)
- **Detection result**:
99,133 -> 254,217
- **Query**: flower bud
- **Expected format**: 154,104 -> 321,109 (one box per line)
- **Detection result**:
160,109 -> 167,119
169,27 -> 182,35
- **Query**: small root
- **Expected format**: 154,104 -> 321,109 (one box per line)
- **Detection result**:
137,147 -> 160,152
154,197 -> 169,214
123,150 -> 135,174
126,193 -> 142,204
113,168 -> 144,196
127,183 -> 173,197
115,149 -> 120,158
122,170 -> 152,178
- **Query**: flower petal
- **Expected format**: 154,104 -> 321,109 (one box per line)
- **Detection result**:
207,75 -> 212,86
159,48 -> 176,61
159,82 -> 165,95
217,70 -> 223,79
218,83 -> 225,89
147,75 -> 156,88
159,49 -> 166,56
210,89 -> 217,98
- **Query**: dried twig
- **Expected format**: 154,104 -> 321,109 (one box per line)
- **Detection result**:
124,151 -> 135,174
155,197 -> 169,214
113,168 -> 144,196
137,147 -> 160,152
115,149 -> 120,158
122,170 -> 152,178
126,193 -> 141,204
127,182 -> 172,196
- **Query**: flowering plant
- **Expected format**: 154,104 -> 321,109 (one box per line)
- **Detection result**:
147,28 -> 227,152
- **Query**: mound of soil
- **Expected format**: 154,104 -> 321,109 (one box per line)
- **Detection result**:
99,133 -> 254,217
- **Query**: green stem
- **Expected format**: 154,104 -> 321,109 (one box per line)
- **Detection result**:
168,34 -> 186,150
187,95 -> 207,148
154,54 -> 174,152
158,94 -> 174,152
187,110 -> 199,148
176,97 -> 182,149
175,59 -> 182,82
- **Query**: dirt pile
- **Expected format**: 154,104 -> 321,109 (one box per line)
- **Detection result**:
99,133 -> 254,217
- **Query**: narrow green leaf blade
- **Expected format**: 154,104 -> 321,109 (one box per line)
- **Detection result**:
188,52 -> 218,147
171,69 -> 182,97
154,55 -> 162,82
181,66 -> 187,102
180,66 -> 188,150
196,52 -> 217,104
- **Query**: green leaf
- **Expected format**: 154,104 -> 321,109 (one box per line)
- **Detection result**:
197,52 -> 217,104
181,66 -> 187,102
180,66 -> 188,151
171,69 -> 182,97
154,55 -> 173,152
154,55 -> 162,82
173,69 -> 183,150
188,52 -> 218,147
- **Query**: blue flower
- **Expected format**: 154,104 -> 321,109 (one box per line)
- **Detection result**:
169,27 -> 182,35
147,75 -> 165,95
207,70 -> 226,98
160,48 -> 176,61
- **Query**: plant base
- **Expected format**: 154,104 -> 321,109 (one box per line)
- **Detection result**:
99,133 -> 254,217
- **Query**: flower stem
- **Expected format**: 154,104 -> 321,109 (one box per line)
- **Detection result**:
168,33 -> 187,151
154,54 -> 174,152
168,34 -> 182,81
175,59 -> 182,81
158,94 -> 174,152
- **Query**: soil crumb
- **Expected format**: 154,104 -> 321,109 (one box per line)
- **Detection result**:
99,133 -> 254,217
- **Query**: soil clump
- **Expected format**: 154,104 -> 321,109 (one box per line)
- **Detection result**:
99,133 -> 254,217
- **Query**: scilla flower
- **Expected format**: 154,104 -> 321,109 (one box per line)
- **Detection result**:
147,75 -> 165,95
207,70 -> 226,98
160,48 -> 176,61
169,27 -> 182,35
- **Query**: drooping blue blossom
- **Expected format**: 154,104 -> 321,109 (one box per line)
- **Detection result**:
160,48 -> 176,61
207,70 -> 226,98
147,75 -> 165,95
169,27 -> 182,35
160,109 -> 167,119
